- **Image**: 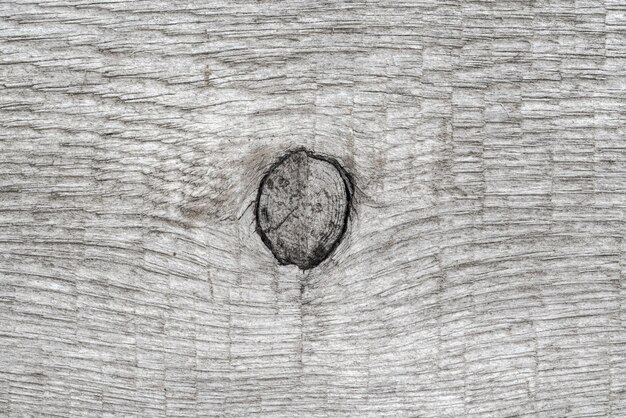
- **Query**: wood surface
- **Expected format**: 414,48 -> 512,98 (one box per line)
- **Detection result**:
1,0 -> 625,416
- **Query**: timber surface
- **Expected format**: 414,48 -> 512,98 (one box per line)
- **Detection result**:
1,1 -> 625,416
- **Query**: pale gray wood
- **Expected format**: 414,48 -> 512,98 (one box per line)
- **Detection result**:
1,0 -> 625,416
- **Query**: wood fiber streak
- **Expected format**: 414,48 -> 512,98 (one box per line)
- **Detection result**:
0,0 -> 625,417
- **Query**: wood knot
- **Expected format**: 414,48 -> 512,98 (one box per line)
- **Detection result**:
255,149 -> 353,270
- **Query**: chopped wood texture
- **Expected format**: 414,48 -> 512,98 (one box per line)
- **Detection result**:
1,0 -> 625,416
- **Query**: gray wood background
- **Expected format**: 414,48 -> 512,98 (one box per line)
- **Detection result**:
1,0 -> 625,416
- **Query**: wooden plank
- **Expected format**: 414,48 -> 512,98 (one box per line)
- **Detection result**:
0,0 -> 625,416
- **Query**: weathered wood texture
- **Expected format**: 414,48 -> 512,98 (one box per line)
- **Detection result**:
1,1 -> 625,416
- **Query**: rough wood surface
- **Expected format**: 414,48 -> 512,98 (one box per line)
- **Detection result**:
1,0 -> 625,416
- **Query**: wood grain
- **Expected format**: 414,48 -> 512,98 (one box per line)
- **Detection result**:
1,0 -> 625,416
